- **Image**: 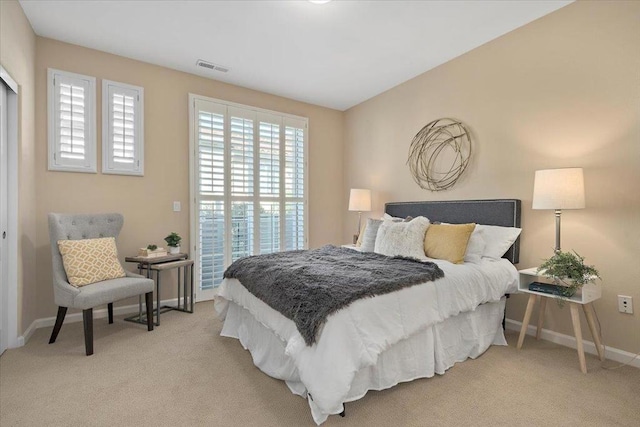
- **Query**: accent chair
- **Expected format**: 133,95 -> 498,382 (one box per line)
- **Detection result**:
48,213 -> 154,356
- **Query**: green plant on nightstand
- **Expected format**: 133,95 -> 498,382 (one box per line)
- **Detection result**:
537,250 -> 600,305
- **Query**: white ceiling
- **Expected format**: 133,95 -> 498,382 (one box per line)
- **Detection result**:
20,0 -> 572,111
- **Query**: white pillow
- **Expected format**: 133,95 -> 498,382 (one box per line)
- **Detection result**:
476,224 -> 522,260
380,213 -> 413,222
360,218 -> 383,252
464,227 -> 486,264
374,216 -> 430,259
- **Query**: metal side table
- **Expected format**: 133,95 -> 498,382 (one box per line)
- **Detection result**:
124,253 -> 194,326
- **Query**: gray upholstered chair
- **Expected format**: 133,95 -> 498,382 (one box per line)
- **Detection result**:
48,213 -> 154,356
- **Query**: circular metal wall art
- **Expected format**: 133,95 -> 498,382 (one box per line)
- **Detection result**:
407,118 -> 472,191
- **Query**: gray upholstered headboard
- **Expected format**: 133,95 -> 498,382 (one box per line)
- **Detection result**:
385,199 -> 521,264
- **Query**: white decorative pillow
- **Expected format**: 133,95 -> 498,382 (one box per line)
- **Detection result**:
381,213 -> 402,221
464,227 -> 486,263
374,216 -> 430,259
360,218 -> 383,252
381,213 -> 413,222
476,224 -> 522,260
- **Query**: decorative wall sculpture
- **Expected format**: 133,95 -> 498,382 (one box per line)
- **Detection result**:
407,118 -> 472,191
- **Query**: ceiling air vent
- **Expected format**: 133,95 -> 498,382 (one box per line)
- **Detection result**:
196,59 -> 230,73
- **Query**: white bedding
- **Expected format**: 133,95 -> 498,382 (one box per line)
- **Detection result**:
215,257 -> 518,424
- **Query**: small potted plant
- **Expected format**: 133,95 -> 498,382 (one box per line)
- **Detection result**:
537,250 -> 600,305
164,232 -> 182,255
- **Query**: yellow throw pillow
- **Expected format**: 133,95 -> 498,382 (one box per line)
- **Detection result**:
424,223 -> 476,264
57,237 -> 126,287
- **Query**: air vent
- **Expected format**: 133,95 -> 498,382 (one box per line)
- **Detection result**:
196,59 -> 230,73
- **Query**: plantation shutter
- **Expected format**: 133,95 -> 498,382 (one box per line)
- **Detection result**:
228,107 -> 255,262
195,100 -> 226,291
284,117 -> 306,251
48,69 -> 96,172
102,80 -> 144,175
257,113 -> 281,255
191,96 -> 308,299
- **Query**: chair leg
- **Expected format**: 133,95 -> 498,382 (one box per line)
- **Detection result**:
145,292 -> 154,332
83,308 -> 94,356
108,303 -> 114,324
49,306 -> 68,344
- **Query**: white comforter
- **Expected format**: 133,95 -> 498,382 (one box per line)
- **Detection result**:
215,257 -> 518,423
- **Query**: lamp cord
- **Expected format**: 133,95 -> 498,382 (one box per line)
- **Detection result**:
591,304 -> 640,369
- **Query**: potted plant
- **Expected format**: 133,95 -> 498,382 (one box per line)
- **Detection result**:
537,250 -> 600,304
164,232 -> 182,255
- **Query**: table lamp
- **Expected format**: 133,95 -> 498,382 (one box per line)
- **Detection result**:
532,168 -> 585,253
348,189 -> 371,244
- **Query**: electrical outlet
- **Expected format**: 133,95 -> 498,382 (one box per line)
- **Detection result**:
618,295 -> 633,314
173,201 -> 181,212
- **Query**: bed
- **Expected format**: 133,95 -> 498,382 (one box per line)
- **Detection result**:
215,199 -> 521,425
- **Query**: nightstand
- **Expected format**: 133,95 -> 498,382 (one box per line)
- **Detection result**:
341,244 -> 361,251
516,268 -> 603,373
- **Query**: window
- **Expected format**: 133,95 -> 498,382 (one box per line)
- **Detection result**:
102,80 -> 144,175
190,95 -> 308,300
47,69 -> 96,173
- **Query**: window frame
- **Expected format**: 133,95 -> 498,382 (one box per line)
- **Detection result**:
188,93 -> 309,301
47,68 -> 97,173
102,79 -> 144,176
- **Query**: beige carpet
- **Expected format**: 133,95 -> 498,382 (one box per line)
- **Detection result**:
1,301 -> 638,426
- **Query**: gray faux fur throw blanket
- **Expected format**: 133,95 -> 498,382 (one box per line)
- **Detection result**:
223,245 -> 444,346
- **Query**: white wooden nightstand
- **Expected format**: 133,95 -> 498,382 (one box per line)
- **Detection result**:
341,244 -> 361,251
516,268 -> 603,373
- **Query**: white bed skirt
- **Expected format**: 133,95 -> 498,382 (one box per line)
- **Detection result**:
220,297 -> 507,424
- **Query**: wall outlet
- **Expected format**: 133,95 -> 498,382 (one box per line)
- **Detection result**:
618,295 -> 633,314
173,201 -> 181,212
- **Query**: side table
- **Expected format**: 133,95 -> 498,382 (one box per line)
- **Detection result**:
341,244 -> 362,251
124,253 -> 194,326
516,267 -> 604,373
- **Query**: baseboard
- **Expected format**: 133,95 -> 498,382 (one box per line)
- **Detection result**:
17,298 -> 185,346
505,318 -> 640,369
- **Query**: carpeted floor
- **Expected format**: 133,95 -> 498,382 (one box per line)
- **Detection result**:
1,301 -> 638,426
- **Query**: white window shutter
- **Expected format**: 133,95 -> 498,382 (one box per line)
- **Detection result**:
257,113 -> 281,197
47,68 -> 97,173
195,99 -> 227,291
196,100 -> 225,196
102,80 -> 144,175
284,117 -> 307,251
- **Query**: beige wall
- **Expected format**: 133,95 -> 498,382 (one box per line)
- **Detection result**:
0,0 -> 37,334
34,38 -> 344,320
344,1 -> 640,354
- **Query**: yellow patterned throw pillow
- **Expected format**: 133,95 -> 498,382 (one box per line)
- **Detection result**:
424,223 -> 476,264
57,237 -> 126,287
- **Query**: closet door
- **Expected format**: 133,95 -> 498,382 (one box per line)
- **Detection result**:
0,81 -> 8,355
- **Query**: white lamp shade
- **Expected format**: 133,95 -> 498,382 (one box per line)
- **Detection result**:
532,168 -> 585,210
348,189 -> 371,212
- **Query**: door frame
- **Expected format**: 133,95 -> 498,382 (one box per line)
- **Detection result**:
1,65 -> 20,350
